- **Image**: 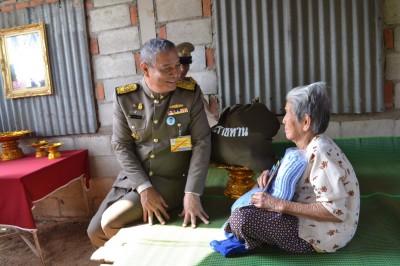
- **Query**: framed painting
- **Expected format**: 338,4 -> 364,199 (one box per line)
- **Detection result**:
0,22 -> 53,99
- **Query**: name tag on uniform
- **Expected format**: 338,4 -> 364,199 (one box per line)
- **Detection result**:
170,135 -> 192,152
129,110 -> 143,119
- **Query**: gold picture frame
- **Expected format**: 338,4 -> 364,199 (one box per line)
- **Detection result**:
0,22 -> 53,99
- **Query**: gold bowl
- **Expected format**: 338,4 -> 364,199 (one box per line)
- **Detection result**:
28,140 -> 49,158
0,130 -> 32,161
41,142 -> 64,159
210,161 -> 256,199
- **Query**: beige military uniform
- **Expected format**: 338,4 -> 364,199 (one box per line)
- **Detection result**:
87,78 -> 211,247
112,78 -> 211,194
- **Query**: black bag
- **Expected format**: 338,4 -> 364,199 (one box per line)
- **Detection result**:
211,99 -> 280,172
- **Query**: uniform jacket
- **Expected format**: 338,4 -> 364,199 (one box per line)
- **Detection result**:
111,78 -> 211,195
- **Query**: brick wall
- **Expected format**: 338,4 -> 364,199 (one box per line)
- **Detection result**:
85,0 -> 217,130
0,0 -> 59,12
383,0 -> 400,109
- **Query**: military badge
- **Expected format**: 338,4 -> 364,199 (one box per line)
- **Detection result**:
170,104 -> 184,109
170,135 -> 192,152
166,116 -> 175,126
168,107 -> 188,116
131,132 -> 139,140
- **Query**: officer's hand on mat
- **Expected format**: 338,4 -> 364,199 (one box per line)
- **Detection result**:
140,187 -> 170,225
179,193 -> 210,228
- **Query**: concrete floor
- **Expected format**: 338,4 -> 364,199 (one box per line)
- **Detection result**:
0,219 -> 98,266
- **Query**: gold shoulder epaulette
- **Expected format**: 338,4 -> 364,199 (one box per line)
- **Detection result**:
116,83 -> 139,95
177,79 -> 195,91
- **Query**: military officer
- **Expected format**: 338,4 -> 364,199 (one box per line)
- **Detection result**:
176,41 -> 195,79
176,42 -> 219,128
87,38 -> 211,248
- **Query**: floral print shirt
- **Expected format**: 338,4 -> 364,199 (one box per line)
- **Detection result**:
293,134 -> 360,252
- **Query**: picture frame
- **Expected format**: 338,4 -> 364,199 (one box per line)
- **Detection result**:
0,22 -> 53,99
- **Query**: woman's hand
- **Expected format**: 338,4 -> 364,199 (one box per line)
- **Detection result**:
250,191 -> 280,211
251,192 -> 343,222
257,169 -> 270,189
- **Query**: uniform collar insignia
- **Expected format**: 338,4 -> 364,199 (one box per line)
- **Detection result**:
142,78 -> 170,99
150,92 -> 167,100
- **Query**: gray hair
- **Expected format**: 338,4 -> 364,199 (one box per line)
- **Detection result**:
286,82 -> 331,135
140,38 -> 176,67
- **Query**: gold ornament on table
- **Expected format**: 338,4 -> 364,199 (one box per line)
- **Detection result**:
28,140 -> 49,158
41,142 -> 64,160
0,130 -> 32,161
211,162 -> 256,199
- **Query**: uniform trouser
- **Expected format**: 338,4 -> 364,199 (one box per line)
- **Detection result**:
87,176 -> 185,248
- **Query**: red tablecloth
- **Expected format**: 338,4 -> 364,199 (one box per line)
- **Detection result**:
0,150 -> 90,230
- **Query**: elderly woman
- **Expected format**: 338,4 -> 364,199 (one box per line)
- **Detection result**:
223,82 -> 360,254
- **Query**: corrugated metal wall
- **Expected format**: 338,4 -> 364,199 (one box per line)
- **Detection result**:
0,0 -> 98,136
214,0 -> 384,114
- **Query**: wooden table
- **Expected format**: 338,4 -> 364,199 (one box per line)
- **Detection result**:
0,149 -> 90,265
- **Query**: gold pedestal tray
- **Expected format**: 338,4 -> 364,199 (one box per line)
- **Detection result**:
211,162 -> 256,199
0,130 -> 32,161
28,140 -> 49,158
41,142 -> 64,159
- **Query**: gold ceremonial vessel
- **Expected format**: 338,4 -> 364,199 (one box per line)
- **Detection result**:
41,142 -> 64,160
211,162 -> 256,199
0,130 -> 32,161
28,140 -> 49,158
